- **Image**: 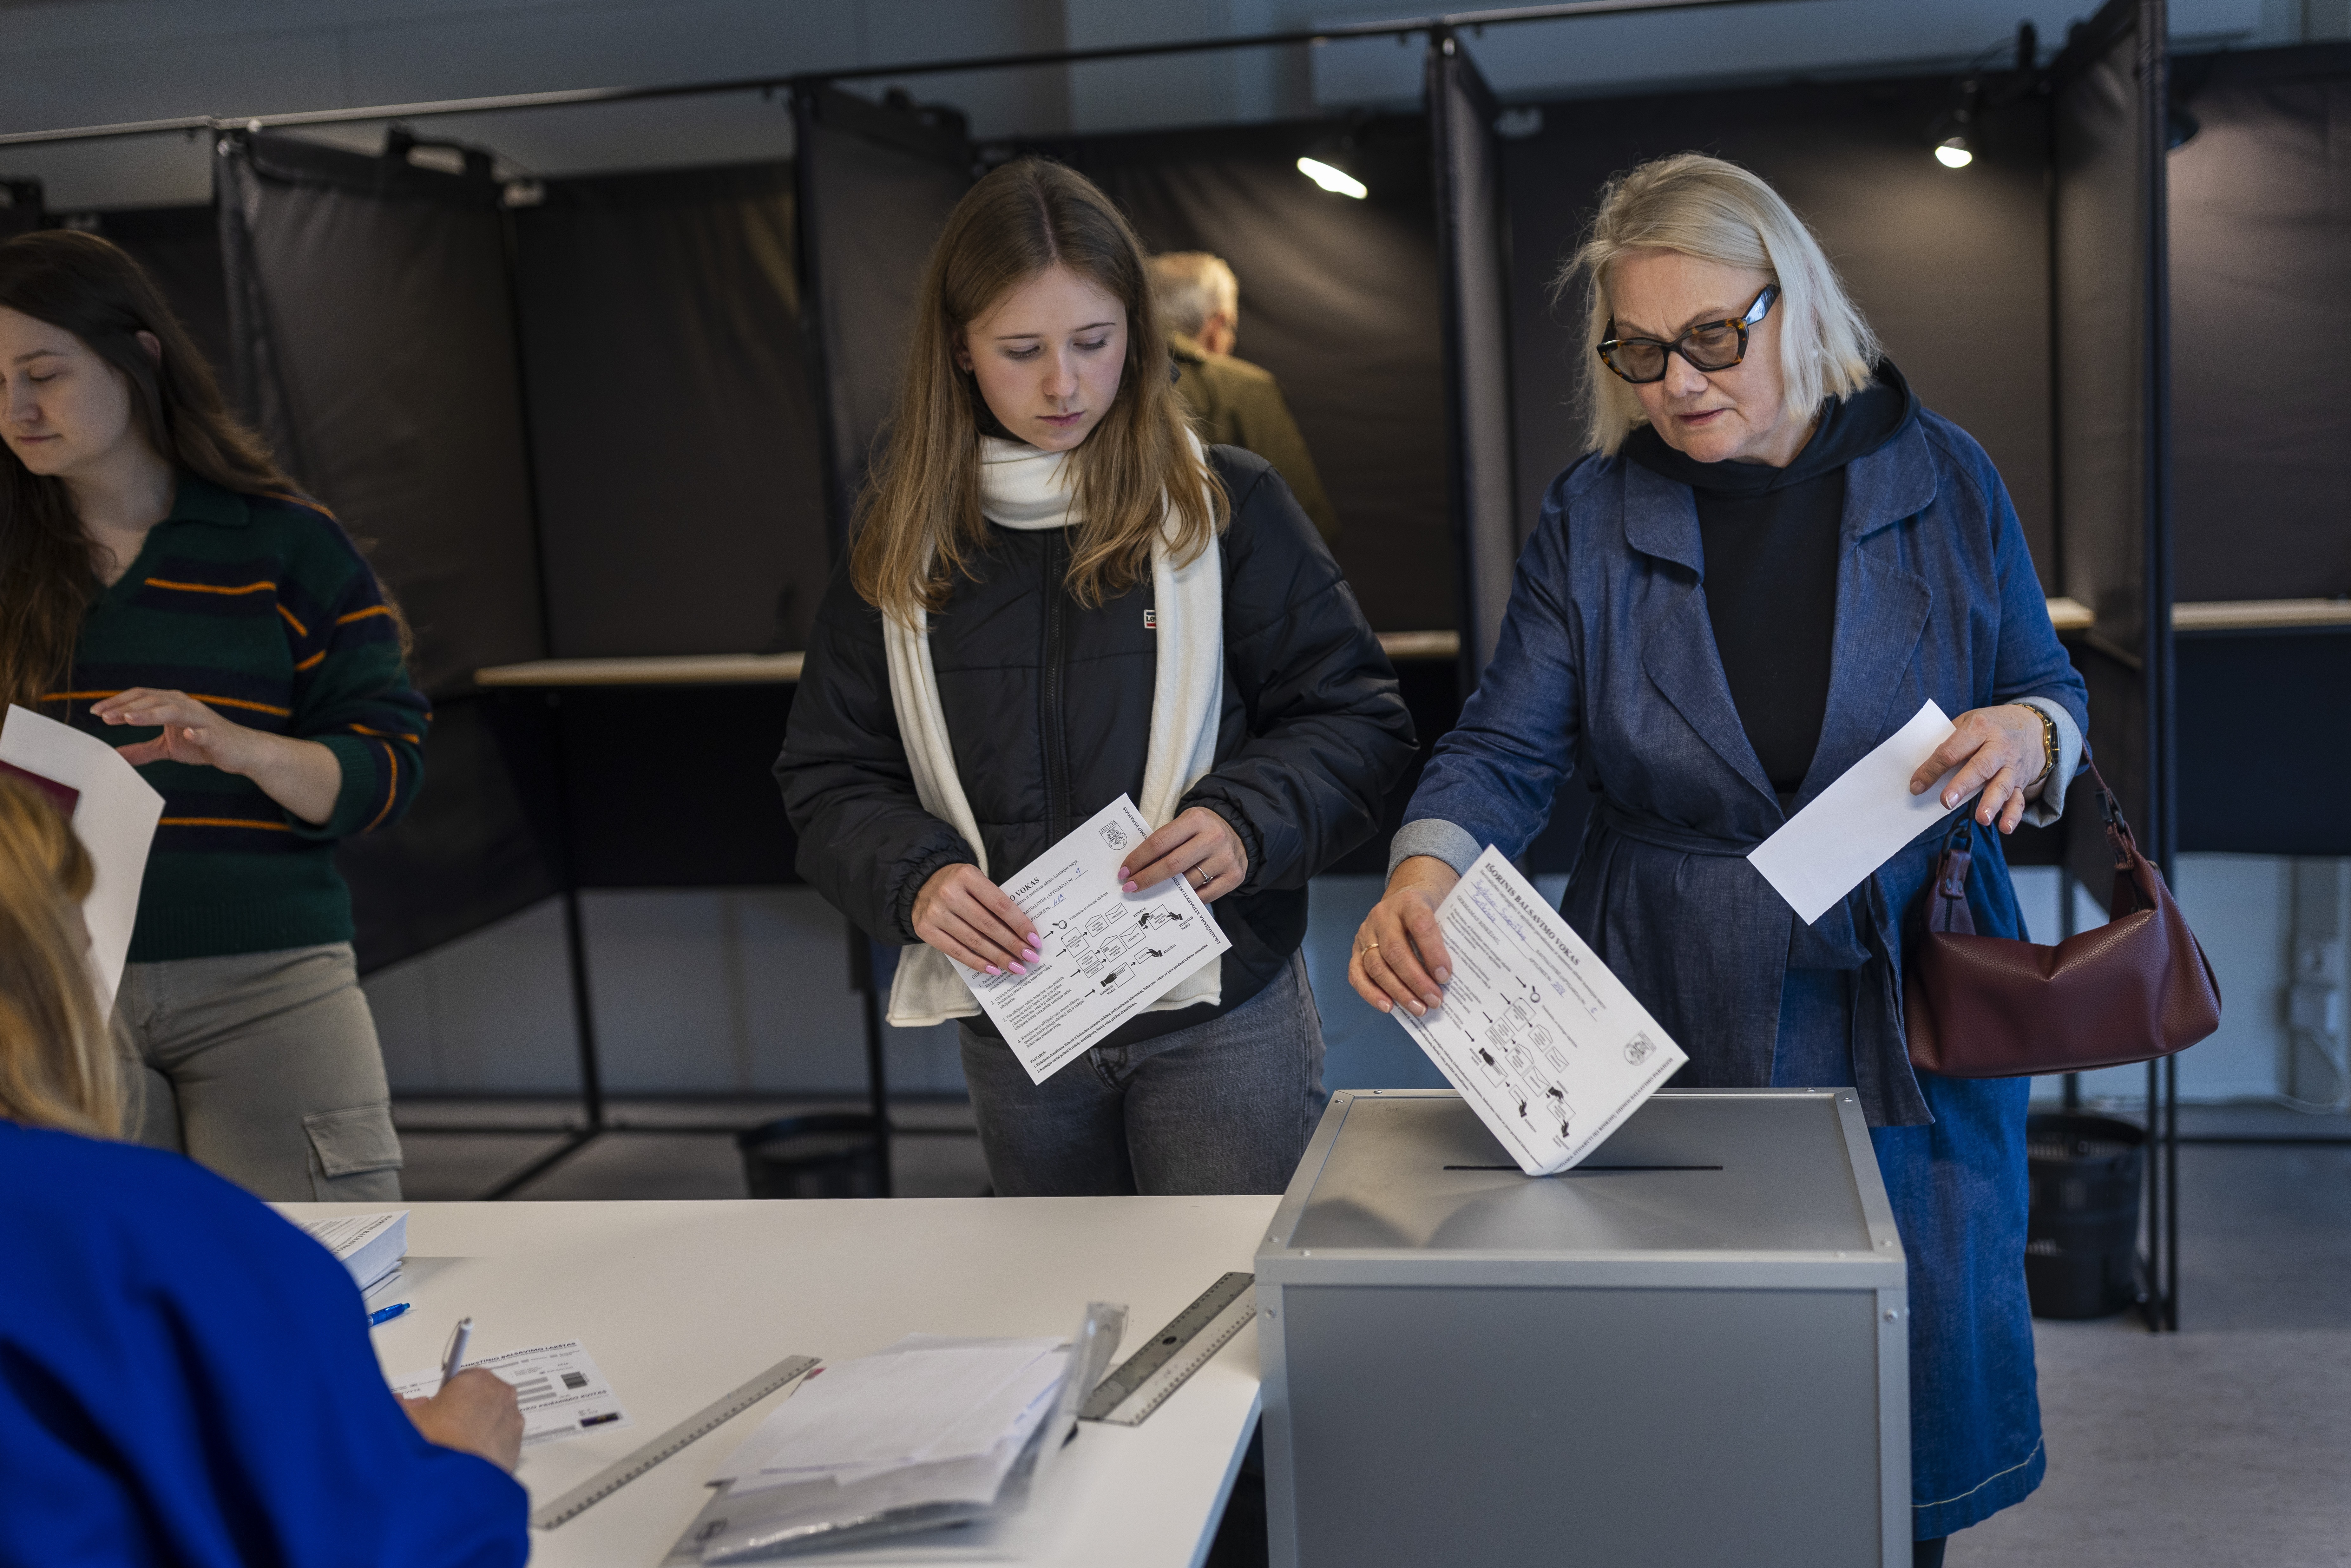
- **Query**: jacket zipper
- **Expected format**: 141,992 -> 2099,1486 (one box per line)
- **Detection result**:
1040,530 -> 1073,845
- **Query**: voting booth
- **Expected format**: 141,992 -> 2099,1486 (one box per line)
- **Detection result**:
1256,1088 -> 1909,1568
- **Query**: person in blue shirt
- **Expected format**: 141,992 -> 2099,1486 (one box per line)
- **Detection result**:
0,771 -> 528,1566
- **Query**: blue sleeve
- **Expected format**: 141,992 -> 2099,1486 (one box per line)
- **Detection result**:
0,1130 -> 526,1568
1959,431 -> 2089,820
1394,477 -> 1586,871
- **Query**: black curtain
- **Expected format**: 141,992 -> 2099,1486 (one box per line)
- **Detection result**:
2168,42 -> 2351,602
1499,68 -> 2056,589
512,161 -> 830,656
2051,0 -> 2173,881
1,178 -> 43,239
1039,115 -> 1451,635
219,132 -> 546,692
217,132 -> 556,971
793,87 -> 976,542
81,205 -> 235,394
1430,34 -> 1517,671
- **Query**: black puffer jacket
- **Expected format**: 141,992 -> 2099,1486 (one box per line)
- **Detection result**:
777,446 -> 1416,1049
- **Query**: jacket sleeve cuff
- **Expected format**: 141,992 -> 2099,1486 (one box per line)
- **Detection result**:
1187,797 -> 1264,892
891,844 -> 977,945
1388,817 -> 1483,879
2016,697 -> 2084,828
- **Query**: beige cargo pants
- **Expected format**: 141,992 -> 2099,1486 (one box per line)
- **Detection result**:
114,942 -> 403,1202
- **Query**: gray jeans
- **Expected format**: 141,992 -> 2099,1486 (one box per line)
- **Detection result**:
114,942 -> 403,1202
958,951 -> 1329,1197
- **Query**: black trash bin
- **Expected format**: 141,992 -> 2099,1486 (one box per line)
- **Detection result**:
737,1113 -> 887,1199
2023,1112 -> 2145,1319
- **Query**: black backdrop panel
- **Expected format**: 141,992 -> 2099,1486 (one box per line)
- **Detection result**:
2169,43 -> 2351,601
337,695 -> 558,973
2176,631 -> 2351,855
0,179 -> 39,238
83,205 -> 235,397
2052,0 -> 2168,876
218,133 -> 544,696
1040,115 -> 1451,634
795,89 -> 975,536
514,162 -> 830,657
1500,73 -> 2056,588
1431,38 -> 1518,667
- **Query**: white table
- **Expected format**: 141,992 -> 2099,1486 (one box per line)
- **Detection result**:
285,1197 -> 1277,1567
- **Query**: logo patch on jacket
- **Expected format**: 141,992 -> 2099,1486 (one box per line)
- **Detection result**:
1144,607 -> 1157,629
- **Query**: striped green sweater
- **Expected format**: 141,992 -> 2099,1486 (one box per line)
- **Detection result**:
38,476 -> 429,962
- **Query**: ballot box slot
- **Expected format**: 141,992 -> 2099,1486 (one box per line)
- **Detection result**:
1441,1163 -> 1723,1174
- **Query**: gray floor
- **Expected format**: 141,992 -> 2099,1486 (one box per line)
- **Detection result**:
392,1096 -> 2351,1564
1959,1104 -> 2351,1566
392,1095 -> 990,1201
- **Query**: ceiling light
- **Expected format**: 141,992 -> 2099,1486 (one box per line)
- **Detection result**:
1934,137 -> 1973,169
1297,156 -> 1368,200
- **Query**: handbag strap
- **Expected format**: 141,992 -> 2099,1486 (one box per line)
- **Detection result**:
1924,819 -> 1977,936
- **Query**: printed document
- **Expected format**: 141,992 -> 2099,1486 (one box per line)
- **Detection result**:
392,1341 -> 631,1448
955,795 -> 1230,1085
1396,846 -> 1689,1175
1748,699 -> 1969,924
0,705 -> 164,1010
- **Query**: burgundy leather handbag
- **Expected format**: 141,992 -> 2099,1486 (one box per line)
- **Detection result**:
1904,761 -> 2223,1078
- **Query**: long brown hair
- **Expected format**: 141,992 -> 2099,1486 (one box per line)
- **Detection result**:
0,230 -> 297,710
850,159 -> 1225,623
0,774 -> 117,1137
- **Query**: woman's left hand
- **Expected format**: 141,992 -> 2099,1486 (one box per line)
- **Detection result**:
1119,806 -> 1249,903
91,687 -> 343,826
1908,704 -> 2049,835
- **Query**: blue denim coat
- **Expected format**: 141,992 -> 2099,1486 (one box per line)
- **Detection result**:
1401,409 -> 2086,1536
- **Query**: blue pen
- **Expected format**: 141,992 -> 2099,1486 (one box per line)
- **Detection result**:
367,1302 -> 412,1328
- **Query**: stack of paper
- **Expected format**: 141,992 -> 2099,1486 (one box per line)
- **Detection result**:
711,1336 -> 1067,1503
294,1210 -> 407,1293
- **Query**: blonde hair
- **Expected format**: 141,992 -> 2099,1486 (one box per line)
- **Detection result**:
0,774 -> 118,1137
1147,251 -> 1239,340
851,160 -> 1226,623
1557,153 -> 1880,456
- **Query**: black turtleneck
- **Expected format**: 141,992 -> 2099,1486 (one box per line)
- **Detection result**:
1623,361 -> 1918,804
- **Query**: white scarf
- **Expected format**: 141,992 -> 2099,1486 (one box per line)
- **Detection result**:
882,433 -> 1225,1027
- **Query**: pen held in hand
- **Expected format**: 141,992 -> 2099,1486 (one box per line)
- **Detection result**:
441,1316 -> 473,1391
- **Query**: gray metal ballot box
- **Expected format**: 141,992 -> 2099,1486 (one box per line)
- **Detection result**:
1254,1088 -> 1908,1568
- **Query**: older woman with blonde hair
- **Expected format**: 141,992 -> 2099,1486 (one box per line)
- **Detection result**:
1351,154 -> 2086,1562
779,158 -> 1413,1196
0,774 -> 527,1564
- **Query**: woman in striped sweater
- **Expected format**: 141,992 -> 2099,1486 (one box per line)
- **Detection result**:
0,230 -> 427,1201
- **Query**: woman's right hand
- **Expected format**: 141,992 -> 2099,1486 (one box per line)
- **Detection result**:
912,863 -> 1040,975
1349,856 -> 1461,1017
401,1368 -> 524,1473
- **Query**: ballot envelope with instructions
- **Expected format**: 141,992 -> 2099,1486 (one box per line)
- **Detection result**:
1254,1087 -> 1910,1568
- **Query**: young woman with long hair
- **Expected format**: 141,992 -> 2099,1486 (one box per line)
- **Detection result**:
0,776 -> 526,1564
0,229 -> 428,1201
778,159 -> 1415,1196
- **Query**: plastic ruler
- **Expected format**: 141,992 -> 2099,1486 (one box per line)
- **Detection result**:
1079,1271 -> 1256,1427
530,1352 -> 820,1529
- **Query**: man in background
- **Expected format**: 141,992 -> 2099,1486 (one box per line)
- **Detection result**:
1148,251 -> 1340,541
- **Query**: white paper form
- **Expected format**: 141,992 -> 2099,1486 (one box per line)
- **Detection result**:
0,704 -> 164,1011
292,1209 -> 407,1292
391,1341 -> 631,1449
1396,846 -> 1690,1175
1747,699 -> 1970,924
956,795 -> 1231,1085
